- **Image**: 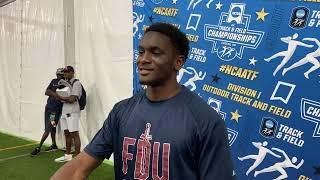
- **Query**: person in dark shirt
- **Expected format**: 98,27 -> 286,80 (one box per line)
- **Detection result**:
51,22 -> 234,180
31,68 -> 64,156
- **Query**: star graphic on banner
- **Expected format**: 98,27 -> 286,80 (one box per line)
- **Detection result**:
256,8 -> 269,21
215,2 -> 223,10
230,110 -> 242,123
149,15 -> 155,22
314,166 -> 320,175
172,0 -> 178,4
211,74 -> 221,83
249,57 -> 258,66
138,33 -> 143,39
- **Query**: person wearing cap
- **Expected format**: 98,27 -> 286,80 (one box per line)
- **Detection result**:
30,68 -> 64,156
53,65 -> 83,162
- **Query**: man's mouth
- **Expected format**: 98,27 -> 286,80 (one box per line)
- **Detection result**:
139,68 -> 153,75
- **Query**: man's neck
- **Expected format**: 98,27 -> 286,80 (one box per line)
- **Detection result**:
146,82 -> 181,101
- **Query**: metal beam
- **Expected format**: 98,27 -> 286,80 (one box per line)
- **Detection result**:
63,0 -> 75,66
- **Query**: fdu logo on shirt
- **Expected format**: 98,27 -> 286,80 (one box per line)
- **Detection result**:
122,123 -> 170,179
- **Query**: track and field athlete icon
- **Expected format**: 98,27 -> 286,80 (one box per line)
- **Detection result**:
254,148 -> 304,180
282,38 -> 320,79
238,141 -> 281,176
264,33 -> 313,76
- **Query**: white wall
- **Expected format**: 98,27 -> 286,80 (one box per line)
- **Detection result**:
74,0 -> 133,146
0,0 -> 22,135
0,0 -> 65,139
0,0 -> 133,149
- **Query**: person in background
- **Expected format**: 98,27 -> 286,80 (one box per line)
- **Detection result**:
51,22 -> 234,179
53,66 -> 82,163
30,68 -> 64,156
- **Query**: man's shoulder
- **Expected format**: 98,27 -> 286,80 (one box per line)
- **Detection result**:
182,87 -> 220,122
50,78 -> 59,84
71,78 -> 81,85
117,92 -> 143,106
71,79 -> 82,91
47,78 -> 60,88
180,87 -> 207,107
113,92 -> 143,112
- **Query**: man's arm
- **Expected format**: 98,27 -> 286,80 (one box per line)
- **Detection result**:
45,89 -> 59,98
55,80 -> 81,103
45,80 -> 57,97
51,151 -> 102,180
58,95 -> 77,103
47,90 -> 77,103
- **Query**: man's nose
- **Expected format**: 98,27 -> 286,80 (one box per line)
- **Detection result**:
138,52 -> 151,63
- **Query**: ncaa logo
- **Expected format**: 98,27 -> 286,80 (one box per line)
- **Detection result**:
227,4 -> 245,24
289,7 -> 309,29
260,117 -> 278,138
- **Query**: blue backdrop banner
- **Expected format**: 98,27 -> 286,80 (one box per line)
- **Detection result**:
132,0 -> 320,179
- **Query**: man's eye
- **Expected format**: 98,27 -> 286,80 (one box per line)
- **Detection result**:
138,51 -> 144,55
152,51 -> 161,55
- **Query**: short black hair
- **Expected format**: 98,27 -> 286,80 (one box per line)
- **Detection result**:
145,22 -> 190,62
62,65 -> 74,73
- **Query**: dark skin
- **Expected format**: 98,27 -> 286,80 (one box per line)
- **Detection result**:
50,31 -> 185,180
37,74 -> 64,149
45,74 -> 63,99
53,70 -> 81,155
138,31 -> 185,101
53,71 -> 77,103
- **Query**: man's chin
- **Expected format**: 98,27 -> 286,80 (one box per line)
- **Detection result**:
139,79 -> 158,86
139,80 -> 150,86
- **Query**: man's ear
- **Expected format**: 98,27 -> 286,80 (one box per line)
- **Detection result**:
174,55 -> 185,71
